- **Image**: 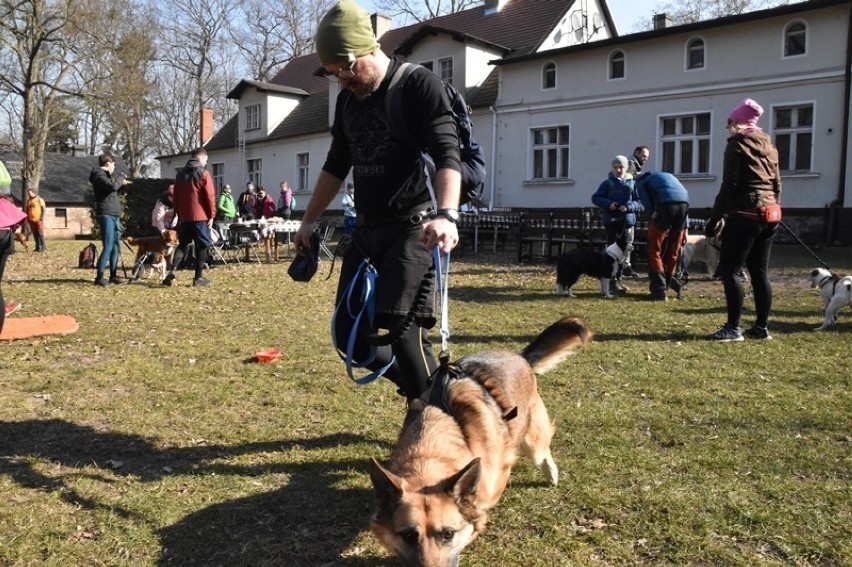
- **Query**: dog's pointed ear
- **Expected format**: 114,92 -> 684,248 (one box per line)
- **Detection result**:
447,458 -> 481,504
369,458 -> 403,513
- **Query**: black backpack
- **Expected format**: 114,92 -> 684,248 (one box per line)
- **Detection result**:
78,243 -> 97,269
386,62 -> 487,208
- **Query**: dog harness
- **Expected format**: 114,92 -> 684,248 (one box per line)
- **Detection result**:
818,273 -> 840,296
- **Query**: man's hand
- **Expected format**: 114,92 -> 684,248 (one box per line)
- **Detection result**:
293,222 -> 315,255
418,217 -> 458,255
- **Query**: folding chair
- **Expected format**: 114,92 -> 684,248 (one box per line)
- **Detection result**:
230,224 -> 262,264
317,223 -> 335,260
208,226 -> 231,265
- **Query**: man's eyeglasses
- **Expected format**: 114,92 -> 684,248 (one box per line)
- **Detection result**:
323,60 -> 356,81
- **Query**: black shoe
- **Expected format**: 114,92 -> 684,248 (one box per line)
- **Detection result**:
648,291 -> 668,301
109,276 -> 123,285
709,324 -> 744,342
192,277 -> 211,287
744,325 -> 772,340
622,265 -> 640,279
162,273 -> 175,286
94,277 -> 109,287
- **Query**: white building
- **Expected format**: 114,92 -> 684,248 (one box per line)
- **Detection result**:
159,0 -> 852,244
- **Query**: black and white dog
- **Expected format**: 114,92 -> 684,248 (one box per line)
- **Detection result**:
808,267 -> 852,330
556,242 -> 624,299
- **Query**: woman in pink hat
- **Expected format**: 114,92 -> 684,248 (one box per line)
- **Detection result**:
706,98 -> 782,342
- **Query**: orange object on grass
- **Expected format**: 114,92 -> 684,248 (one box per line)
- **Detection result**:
254,348 -> 282,363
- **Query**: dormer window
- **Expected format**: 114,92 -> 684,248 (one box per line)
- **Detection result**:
784,22 -> 807,57
245,103 -> 261,131
609,51 -> 625,80
686,38 -> 705,70
542,62 -> 556,89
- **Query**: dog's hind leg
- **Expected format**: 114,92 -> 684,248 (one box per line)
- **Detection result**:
521,393 -> 558,486
817,296 -> 845,330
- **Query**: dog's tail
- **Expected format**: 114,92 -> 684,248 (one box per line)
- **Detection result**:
520,316 -> 592,375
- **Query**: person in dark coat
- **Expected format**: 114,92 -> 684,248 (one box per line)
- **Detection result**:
90,154 -> 131,286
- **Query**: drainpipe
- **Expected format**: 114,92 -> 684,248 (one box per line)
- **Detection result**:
828,4 -> 852,244
489,105 -> 498,209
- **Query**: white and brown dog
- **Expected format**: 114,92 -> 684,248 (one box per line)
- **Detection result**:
809,267 -> 852,330
369,316 -> 591,567
125,230 -> 178,280
555,242 -> 624,298
682,234 -> 721,275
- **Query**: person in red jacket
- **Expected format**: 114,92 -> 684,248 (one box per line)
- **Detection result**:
253,186 -> 276,219
163,147 -> 216,287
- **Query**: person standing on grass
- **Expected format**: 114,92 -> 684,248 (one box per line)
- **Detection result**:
1,176 -> 27,334
707,98 -> 782,342
623,145 -> 650,278
293,0 -> 461,402
216,184 -> 236,222
277,181 -> 294,220
25,189 -> 47,253
90,153 -> 132,287
163,147 -> 216,287
635,171 -> 689,301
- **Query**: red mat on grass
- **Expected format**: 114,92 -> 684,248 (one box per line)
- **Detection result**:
0,315 -> 79,341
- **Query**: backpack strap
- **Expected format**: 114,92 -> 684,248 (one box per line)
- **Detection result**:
385,62 -> 420,147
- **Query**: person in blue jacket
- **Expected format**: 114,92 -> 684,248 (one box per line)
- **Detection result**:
636,171 -> 690,300
592,155 -> 641,293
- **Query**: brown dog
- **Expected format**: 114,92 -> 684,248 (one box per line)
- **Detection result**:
14,230 -> 29,253
125,230 -> 178,279
369,316 -> 591,567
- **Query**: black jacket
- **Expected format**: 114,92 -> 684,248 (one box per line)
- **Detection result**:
90,167 -> 125,216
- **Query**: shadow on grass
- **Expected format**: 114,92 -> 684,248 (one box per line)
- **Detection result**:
0,419 -> 394,566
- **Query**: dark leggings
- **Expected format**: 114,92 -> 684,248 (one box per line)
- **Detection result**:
716,215 -> 778,328
0,229 -> 12,334
333,310 -> 437,401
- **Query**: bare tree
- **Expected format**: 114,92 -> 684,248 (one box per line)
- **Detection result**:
0,0 -> 92,199
229,0 -> 329,82
645,0 -> 786,28
374,0 -> 479,24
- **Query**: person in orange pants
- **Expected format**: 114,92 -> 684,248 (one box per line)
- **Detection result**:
636,171 -> 690,301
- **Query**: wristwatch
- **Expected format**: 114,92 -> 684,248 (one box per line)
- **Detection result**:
435,208 -> 459,223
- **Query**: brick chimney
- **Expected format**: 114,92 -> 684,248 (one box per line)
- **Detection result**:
201,107 -> 214,146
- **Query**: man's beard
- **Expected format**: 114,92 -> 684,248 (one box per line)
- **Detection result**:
351,71 -> 380,101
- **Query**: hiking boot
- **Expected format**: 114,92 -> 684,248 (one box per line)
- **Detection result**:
94,277 -> 109,287
709,324 -> 744,342
622,265 -> 640,279
744,325 -> 772,340
648,291 -> 668,301
109,276 -> 123,285
162,273 -> 175,286
192,277 -> 212,287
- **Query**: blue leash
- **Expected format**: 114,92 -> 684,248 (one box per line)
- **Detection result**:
331,258 -> 395,385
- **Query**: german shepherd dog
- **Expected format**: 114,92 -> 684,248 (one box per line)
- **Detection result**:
369,316 -> 591,567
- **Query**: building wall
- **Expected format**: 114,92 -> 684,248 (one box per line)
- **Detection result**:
29,206 -> 93,240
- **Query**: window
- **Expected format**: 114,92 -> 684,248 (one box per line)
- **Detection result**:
438,57 -> 453,84
774,104 -> 813,172
542,62 -> 556,89
297,152 -> 309,191
245,103 -> 261,130
784,22 -> 807,57
420,60 -> 434,72
609,51 -> 625,79
686,38 -> 705,70
531,126 -> 570,179
55,207 -> 68,228
660,113 -> 711,175
247,158 -> 262,187
211,163 -> 225,191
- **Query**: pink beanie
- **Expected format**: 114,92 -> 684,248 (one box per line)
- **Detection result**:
728,98 -> 763,127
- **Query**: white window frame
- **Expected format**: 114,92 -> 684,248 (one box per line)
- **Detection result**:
211,163 -> 225,192
685,37 -> 705,71
297,152 -> 309,192
772,102 -> 814,173
608,50 -> 625,80
438,57 -> 453,84
245,103 -> 261,131
530,125 -> 570,180
659,112 -> 711,176
247,158 -> 262,187
783,20 -> 807,58
542,62 -> 556,89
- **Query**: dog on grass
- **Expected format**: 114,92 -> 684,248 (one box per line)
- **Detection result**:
125,230 -> 178,280
682,234 -> 721,275
14,230 -> 29,254
808,267 -> 852,331
555,242 -> 624,298
369,316 -> 591,567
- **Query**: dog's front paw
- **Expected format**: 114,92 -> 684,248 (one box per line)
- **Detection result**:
539,456 -> 558,486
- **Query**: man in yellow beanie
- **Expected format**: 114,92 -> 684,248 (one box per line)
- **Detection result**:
294,0 -> 462,402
